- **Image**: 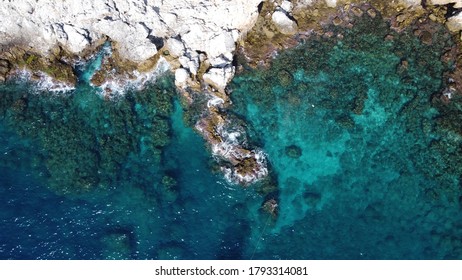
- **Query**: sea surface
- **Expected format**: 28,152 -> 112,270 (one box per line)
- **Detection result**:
1,13 -> 462,259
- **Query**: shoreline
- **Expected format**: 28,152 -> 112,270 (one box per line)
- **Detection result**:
1,0 -> 462,188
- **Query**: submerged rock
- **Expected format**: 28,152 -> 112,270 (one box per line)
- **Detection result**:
277,69 -> 294,86
303,191 -> 322,208
0,74 -> 177,194
285,145 -> 302,158
101,230 -> 134,259
262,198 -> 279,217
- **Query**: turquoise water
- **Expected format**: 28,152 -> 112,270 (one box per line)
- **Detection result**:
1,12 -> 462,259
230,15 -> 462,259
0,73 -> 264,259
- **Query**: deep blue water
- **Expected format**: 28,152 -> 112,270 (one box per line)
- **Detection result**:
1,13 -> 462,259
0,91 -> 263,259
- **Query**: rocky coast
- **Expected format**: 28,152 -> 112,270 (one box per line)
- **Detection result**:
2,0 -> 462,260
1,0 -> 462,188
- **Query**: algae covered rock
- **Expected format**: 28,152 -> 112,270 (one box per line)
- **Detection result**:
285,145 -> 302,158
0,74 -> 178,194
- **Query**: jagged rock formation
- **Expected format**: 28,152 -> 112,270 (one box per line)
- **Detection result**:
1,0 -> 462,89
272,3 -> 298,35
430,0 -> 462,8
0,0 -> 265,95
0,0 -> 261,63
0,0 -> 270,185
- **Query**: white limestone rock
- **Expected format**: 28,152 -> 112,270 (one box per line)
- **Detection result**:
0,0 -> 262,64
209,55 -> 232,68
280,0 -> 293,12
175,68 -> 190,87
166,38 -> 186,58
297,0 -> 315,6
187,58 -> 200,75
401,0 -> 422,6
325,0 -> 338,8
203,66 -> 235,93
178,56 -> 191,69
61,25 -> 91,54
178,53 -> 200,75
208,32 -> 236,60
231,29 -> 240,41
429,0 -> 462,8
447,13 -> 462,32
93,21 -> 157,63
272,10 -> 298,35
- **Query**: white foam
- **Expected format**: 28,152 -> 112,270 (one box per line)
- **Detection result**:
35,72 -> 75,92
443,91 -> 453,99
226,131 -> 241,142
217,122 -> 243,144
97,56 -> 171,97
12,69 -> 75,93
220,150 -> 269,185
206,119 -> 268,185
7,54 -> 170,97
207,96 -> 225,108
212,141 -> 233,157
222,167 -> 234,183
443,87 -> 456,100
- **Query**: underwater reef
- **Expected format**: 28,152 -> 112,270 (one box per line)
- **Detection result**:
230,3 -> 462,259
0,75 -> 177,195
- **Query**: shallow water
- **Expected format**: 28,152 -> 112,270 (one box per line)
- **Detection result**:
0,83 -> 263,259
1,13 -> 462,259
230,14 -> 462,259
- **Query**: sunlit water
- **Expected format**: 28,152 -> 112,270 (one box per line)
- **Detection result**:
1,13 -> 462,259
230,14 -> 462,259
